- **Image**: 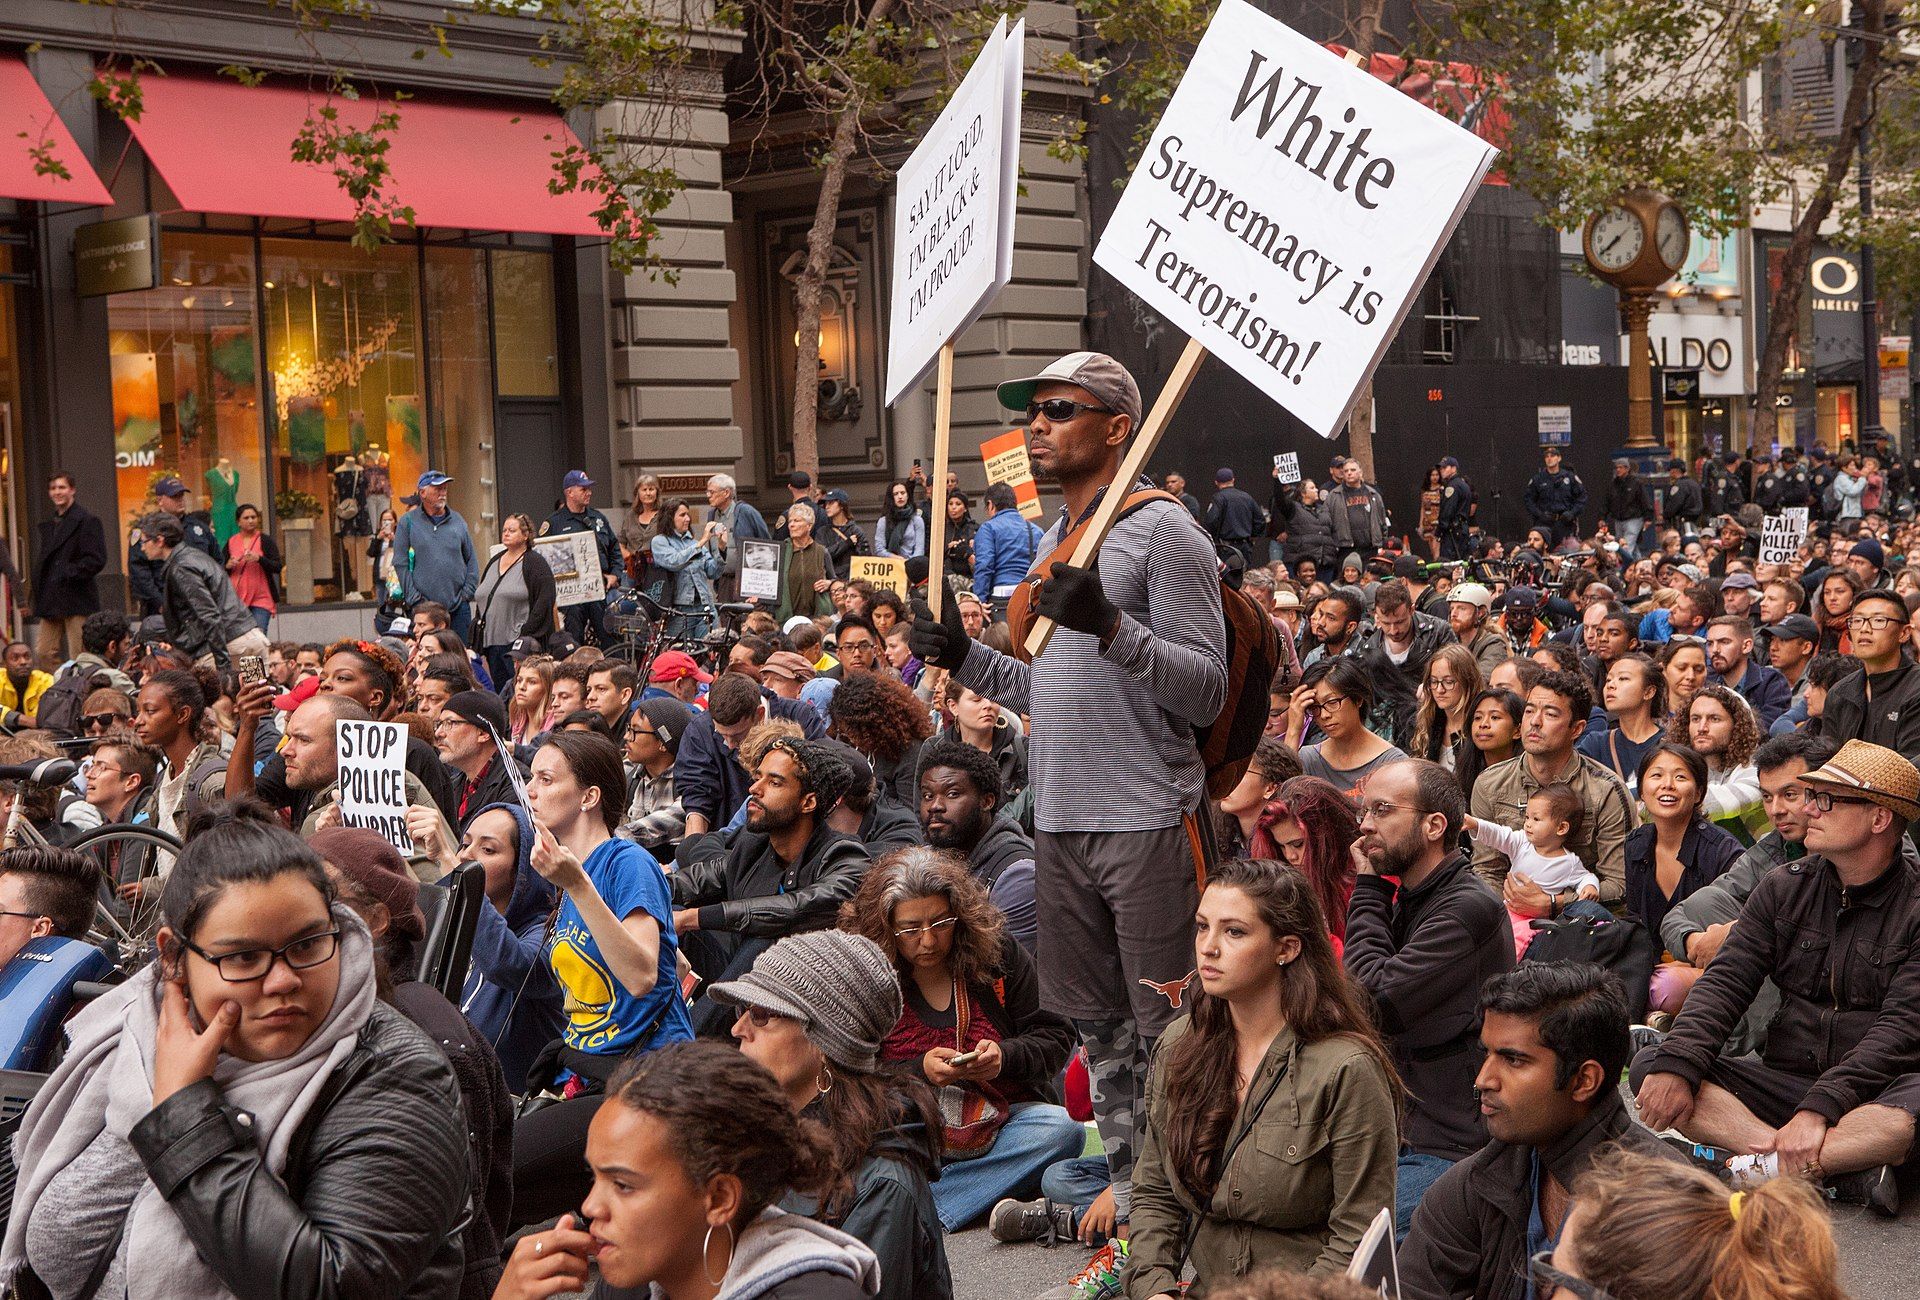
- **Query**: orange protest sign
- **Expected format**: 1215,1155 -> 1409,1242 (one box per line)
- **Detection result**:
980,428 -> 1044,519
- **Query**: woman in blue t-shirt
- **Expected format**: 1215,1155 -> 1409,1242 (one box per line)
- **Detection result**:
511,729 -> 694,1226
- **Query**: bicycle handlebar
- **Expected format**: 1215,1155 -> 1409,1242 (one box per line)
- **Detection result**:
0,759 -> 79,786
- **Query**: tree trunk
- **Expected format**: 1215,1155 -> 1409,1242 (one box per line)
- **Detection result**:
1344,0 -> 1387,482
786,0 -> 896,481
1752,0 -> 1883,439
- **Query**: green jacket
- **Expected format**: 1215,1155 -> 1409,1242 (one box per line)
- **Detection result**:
1125,1017 -> 1400,1296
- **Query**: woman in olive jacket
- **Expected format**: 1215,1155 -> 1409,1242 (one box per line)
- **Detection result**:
1125,859 -> 1400,1297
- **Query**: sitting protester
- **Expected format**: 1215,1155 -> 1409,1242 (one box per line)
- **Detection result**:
619,696 -> 691,855
820,737 -> 921,853
840,849 -> 1081,1232
495,1041 -> 881,1300
0,802 -> 469,1296
1217,737 -> 1304,860
130,667 -> 226,845
1633,739 -> 1920,1216
1625,744 -> 1742,1018
942,678 -> 1030,800
718,930 -> 952,1300
828,672 -> 934,811
0,844 -> 101,970
1667,683 -> 1767,844
675,670 -> 825,836
917,735 -> 1036,952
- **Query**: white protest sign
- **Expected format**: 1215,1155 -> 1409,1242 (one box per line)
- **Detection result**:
739,537 -> 783,602
884,16 -> 1024,405
334,719 -> 414,854
534,532 -> 605,608
1274,451 -> 1301,483
1760,508 -> 1808,566
1345,1205 -> 1400,1295
1093,0 -> 1497,437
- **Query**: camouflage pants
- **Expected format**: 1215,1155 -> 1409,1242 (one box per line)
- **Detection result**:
1074,1017 -> 1152,1221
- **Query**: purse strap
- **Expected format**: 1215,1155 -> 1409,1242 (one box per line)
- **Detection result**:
1174,1052 -> 1291,1277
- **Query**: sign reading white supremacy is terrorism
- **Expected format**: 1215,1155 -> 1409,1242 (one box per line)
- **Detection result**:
884,16 -> 1024,405
334,719 -> 414,855
1093,0 -> 1497,437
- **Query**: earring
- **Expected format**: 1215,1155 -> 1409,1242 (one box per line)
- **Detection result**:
816,1064 -> 834,1095
702,1220 -> 736,1286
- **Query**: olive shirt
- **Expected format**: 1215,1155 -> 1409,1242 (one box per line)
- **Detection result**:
1467,751 -> 1638,909
1124,1018 -> 1399,1297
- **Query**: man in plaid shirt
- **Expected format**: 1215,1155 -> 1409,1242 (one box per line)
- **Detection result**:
622,697 -> 691,855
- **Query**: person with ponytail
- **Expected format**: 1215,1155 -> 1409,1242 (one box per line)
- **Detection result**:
1535,1147 -> 1846,1300
495,1040 -> 880,1300
1125,859 -> 1400,1295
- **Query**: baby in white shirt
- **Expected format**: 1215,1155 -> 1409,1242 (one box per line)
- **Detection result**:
1464,783 -> 1599,959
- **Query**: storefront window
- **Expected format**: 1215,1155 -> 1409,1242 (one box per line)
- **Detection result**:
106,232 -> 265,575
492,249 -> 558,398
261,238 -> 423,602
426,247 -> 499,547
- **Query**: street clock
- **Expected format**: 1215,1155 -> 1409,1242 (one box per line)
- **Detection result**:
1582,189 -> 1689,290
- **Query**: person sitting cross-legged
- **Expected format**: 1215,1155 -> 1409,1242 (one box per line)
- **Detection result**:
1633,737 -> 1920,1217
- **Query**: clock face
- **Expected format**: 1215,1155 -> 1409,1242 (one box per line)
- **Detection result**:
1655,205 -> 1689,271
1588,207 -> 1644,272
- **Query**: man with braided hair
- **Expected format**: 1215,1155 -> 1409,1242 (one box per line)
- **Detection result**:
669,734 -> 872,1032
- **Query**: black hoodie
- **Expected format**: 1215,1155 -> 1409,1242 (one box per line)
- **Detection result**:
967,816 -> 1037,954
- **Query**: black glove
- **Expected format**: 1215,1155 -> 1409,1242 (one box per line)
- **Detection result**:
909,593 -> 972,670
1035,559 -> 1120,641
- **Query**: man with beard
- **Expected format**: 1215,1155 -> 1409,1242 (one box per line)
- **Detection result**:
1302,587 -> 1363,669
1348,580 -> 1457,746
1446,582 -> 1509,677
1345,758 -> 1513,1238
918,736 -> 1036,953
1705,616 -> 1791,729
668,737 -> 870,1029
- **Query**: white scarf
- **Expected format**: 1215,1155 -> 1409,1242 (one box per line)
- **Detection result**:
0,910 -> 375,1298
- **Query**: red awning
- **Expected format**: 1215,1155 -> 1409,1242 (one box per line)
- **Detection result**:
0,57 -> 113,206
122,72 -> 609,236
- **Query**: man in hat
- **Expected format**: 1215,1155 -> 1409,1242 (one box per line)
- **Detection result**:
1202,466 -> 1265,568
1845,535 -> 1888,590
151,474 -> 219,559
1524,446 -> 1586,547
433,689 -> 526,833
1495,586 -> 1549,656
645,649 -> 711,707
1435,456 -> 1474,561
772,469 -> 822,540
908,349 -> 1227,1240
1635,739 -> 1920,1214
1764,612 -> 1822,705
1446,582 -> 1510,677
1717,569 -> 1760,621
759,650 -> 816,702
394,470 -> 478,641
542,469 -> 621,647
1818,589 -> 1920,758
1756,447 -> 1812,511
1656,459 -> 1703,536
622,696 -> 691,853
1706,450 -> 1748,517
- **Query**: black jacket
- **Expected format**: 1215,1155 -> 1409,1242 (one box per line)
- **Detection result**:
1347,611 -> 1458,746
1401,1092 -> 1677,1300
859,798 -> 922,851
1524,468 -> 1586,523
671,820 -> 873,936
1272,485 -> 1336,570
453,752 -> 531,833
1647,839 -> 1920,1124
31,504 -> 106,620
1622,818 -> 1743,953
799,1117 -> 951,1300
1203,485 -> 1266,549
1705,462 -> 1746,515
1658,476 -> 1703,524
1437,476 -> 1474,532
475,547 -> 557,646
1601,474 -> 1653,524
1343,854 -> 1514,1160
1818,661 -> 1920,761
127,1001 -> 470,1298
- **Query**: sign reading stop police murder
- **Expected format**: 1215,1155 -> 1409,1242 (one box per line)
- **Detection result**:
1094,0 -> 1497,437
884,17 -> 1024,405
335,719 -> 414,854
533,532 -> 605,608
1760,508 -> 1808,566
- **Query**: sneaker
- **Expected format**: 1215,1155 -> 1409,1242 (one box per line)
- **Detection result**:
1034,1239 -> 1129,1300
991,1196 -> 1076,1245
1725,1151 -> 1781,1190
1659,1133 -> 1738,1181
1827,1164 -> 1901,1218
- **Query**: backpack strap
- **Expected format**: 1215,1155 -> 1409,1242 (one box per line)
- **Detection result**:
1004,490 -> 1183,662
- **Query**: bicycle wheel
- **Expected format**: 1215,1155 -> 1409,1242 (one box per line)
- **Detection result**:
68,823 -> 184,961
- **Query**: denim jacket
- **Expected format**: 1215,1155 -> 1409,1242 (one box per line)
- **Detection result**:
650,530 -> 723,610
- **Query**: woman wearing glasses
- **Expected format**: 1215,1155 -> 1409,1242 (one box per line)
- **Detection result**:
1535,1147 -> 1844,1300
1285,659 -> 1406,802
0,801 -> 470,1296
719,929 -> 951,1300
839,849 -> 1082,1234
1409,644 -> 1482,771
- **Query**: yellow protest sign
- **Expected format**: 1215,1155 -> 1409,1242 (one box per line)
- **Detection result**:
850,555 -> 909,597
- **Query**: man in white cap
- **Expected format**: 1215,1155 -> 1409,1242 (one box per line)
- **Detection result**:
1447,581 -> 1509,677
1635,738 -> 1920,1215
909,350 -> 1227,1246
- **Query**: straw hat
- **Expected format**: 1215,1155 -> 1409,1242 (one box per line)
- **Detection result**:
1801,740 -> 1920,822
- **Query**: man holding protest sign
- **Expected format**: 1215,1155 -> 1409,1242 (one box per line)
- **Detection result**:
911,349 -> 1228,1236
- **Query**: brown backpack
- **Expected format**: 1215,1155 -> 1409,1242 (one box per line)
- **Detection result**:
1007,489 -> 1280,799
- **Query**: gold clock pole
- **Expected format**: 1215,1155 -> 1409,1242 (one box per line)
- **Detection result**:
1620,289 -> 1659,449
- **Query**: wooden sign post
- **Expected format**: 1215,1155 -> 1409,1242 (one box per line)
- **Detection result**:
925,342 -> 957,619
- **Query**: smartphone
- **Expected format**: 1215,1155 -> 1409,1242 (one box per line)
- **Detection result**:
237,654 -> 267,687
948,1048 -> 980,1067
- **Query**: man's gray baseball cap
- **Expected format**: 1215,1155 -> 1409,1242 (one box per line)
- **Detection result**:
996,351 -> 1143,425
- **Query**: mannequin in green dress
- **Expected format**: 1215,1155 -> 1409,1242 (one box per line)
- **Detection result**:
206,459 -> 240,548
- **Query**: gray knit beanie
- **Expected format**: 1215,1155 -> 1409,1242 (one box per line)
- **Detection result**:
709,930 -> 902,1071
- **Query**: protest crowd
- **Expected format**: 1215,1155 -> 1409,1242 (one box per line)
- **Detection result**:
2,348 -> 1918,1300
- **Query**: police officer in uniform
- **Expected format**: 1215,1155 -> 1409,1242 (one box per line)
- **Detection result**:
1806,446 -> 1837,522
1524,446 -> 1588,547
1436,455 -> 1474,560
152,476 -> 218,559
542,469 -> 622,647
1705,451 -> 1746,518
1755,447 -> 1813,511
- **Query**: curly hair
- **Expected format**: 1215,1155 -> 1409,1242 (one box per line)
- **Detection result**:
739,717 -> 805,773
916,734 -> 1003,805
324,637 -> 406,714
838,845 -> 1006,990
827,671 -> 933,761
1666,682 -> 1759,771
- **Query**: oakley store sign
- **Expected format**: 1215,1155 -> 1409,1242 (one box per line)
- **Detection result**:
1621,309 -> 1747,397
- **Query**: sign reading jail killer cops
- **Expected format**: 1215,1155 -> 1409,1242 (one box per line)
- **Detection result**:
1760,508 -> 1808,567
1093,0 -> 1497,437
884,16 -> 1024,405
334,719 -> 414,855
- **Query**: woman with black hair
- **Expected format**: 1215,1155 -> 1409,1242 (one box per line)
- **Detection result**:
497,1041 -> 881,1299
1126,859 -> 1399,1292
943,491 -> 977,580
1627,743 -> 1742,1019
1285,659 -> 1405,801
1578,652 -> 1667,796
873,481 -> 925,561
0,801 -> 470,1297
131,666 -> 227,844
1458,687 -> 1523,800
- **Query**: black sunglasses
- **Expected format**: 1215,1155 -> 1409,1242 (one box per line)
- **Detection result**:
1529,1251 -> 1615,1300
1025,398 -> 1114,424
82,713 -> 122,729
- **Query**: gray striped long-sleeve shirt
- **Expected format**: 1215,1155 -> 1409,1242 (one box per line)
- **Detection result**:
957,494 -> 1228,833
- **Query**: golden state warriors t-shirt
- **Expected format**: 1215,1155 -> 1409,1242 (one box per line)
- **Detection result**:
549,837 -> 693,1056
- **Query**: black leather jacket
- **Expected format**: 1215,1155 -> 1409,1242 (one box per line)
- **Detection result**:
127,1001 -> 471,1298
671,821 -> 873,936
